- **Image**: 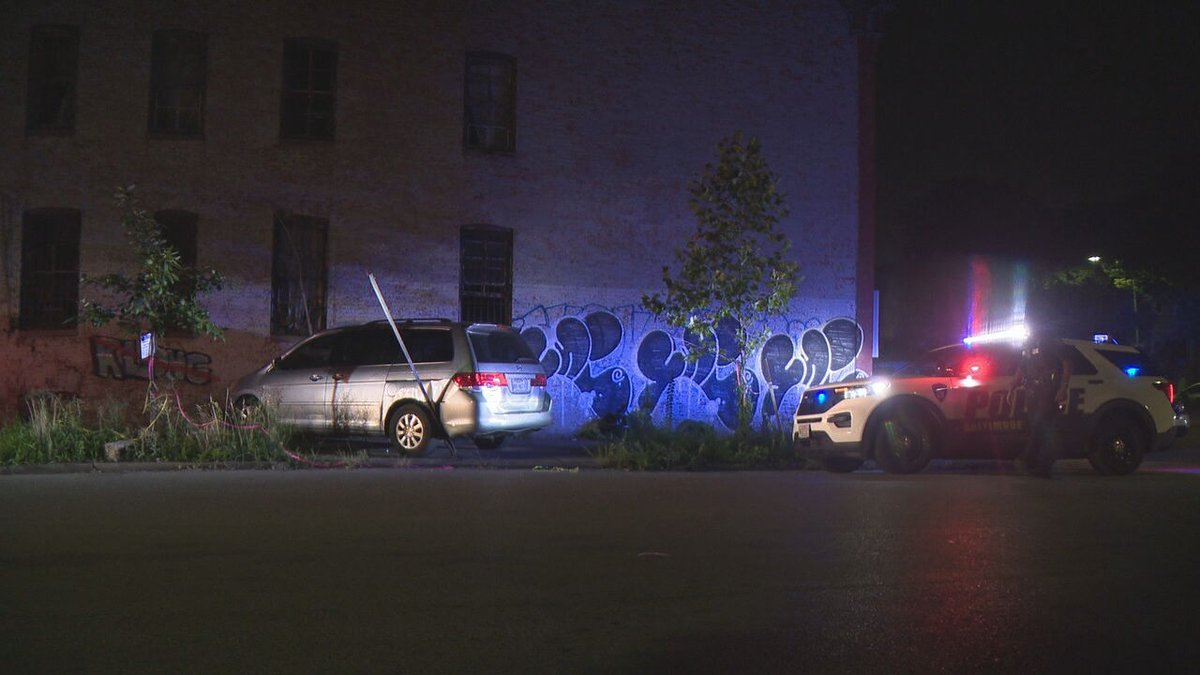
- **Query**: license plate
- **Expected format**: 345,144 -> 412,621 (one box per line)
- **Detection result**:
510,378 -> 530,394
796,424 -> 811,440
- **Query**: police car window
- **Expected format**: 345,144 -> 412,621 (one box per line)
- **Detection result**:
1062,345 -> 1099,376
278,332 -> 341,369
980,345 -> 1021,376
398,328 -> 454,363
897,346 -> 966,377
1094,348 -> 1159,376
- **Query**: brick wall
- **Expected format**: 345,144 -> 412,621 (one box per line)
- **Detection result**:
0,0 -> 866,432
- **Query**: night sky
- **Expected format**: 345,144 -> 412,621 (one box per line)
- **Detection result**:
874,0 -> 1200,355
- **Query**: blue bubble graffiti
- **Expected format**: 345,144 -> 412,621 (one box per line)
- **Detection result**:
515,305 -> 864,432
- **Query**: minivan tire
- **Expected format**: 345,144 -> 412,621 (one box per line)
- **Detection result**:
388,404 -> 433,456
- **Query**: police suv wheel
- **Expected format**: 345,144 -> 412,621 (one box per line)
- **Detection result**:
1087,416 -> 1145,476
872,408 -> 935,474
388,404 -> 433,457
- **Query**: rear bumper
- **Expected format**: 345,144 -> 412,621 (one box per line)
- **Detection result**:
442,392 -> 554,438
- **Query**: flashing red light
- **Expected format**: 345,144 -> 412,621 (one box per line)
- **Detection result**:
453,372 -> 509,388
961,359 -> 989,380
1153,380 -> 1175,404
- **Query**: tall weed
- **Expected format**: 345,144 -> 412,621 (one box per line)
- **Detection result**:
592,410 -> 795,470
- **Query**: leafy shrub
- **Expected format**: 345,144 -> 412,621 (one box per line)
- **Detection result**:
592,410 -> 796,470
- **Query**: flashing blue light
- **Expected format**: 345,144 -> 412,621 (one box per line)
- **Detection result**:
816,392 -> 828,405
1125,367 -> 1140,377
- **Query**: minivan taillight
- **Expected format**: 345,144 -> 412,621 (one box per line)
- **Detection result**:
531,373 -> 547,387
453,372 -> 509,388
1153,380 -> 1175,404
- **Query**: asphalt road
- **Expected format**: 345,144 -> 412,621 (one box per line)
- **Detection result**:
2,449 -> 1200,673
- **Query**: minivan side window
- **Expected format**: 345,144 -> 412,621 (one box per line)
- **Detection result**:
278,332 -> 340,369
336,327 -> 401,367
399,328 -> 454,363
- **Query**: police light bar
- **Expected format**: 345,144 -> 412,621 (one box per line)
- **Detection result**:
963,325 -> 1030,346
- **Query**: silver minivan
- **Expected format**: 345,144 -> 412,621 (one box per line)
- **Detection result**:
231,320 -> 553,455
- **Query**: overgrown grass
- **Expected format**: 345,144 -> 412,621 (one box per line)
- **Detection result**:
0,390 -> 352,467
590,411 -> 798,470
128,394 -> 292,463
0,393 -> 123,465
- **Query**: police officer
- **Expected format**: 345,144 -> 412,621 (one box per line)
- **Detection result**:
1014,338 -> 1071,477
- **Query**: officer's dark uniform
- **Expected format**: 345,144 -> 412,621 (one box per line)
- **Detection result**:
1017,342 -> 1069,476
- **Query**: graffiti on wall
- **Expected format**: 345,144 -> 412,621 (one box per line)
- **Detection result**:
515,305 -> 864,431
89,335 -> 216,385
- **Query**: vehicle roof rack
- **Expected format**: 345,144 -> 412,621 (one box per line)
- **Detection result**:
367,318 -> 453,325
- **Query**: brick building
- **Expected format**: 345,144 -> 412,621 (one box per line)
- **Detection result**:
1,0 -> 883,434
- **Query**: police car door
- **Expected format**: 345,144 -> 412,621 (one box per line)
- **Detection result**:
935,344 -> 1024,456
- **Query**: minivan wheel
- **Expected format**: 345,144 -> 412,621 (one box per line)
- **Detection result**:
474,435 -> 507,450
388,404 -> 433,456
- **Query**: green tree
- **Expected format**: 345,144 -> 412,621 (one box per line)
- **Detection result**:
79,186 -> 224,340
643,133 -> 800,432
1048,257 -> 1168,346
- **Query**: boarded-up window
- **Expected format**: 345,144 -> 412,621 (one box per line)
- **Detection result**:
26,25 -> 79,132
464,52 -> 516,153
20,208 -> 81,330
271,213 -> 327,336
149,29 -> 207,135
460,225 -> 513,325
281,38 -> 337,140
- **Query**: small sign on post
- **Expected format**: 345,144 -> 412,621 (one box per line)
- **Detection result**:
140,332 -> 156,381
139,332 -> 156,361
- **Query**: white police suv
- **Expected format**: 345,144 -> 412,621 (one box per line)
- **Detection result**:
793,333 -> 1188,475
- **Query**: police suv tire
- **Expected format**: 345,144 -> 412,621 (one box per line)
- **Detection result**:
388,404 -> 433,456
871,407 -> 935,474
818,458 -> 865,473
1087,415 -> 1145,476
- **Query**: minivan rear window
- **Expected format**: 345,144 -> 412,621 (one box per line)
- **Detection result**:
469,329 -> 539,364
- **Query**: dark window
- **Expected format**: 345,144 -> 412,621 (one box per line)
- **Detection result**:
335,327 -> 401,367
271,213 -> 327,336
154,210 -> 198,268
398,328 -> 455,363
281,38 -> 337,140
468,329 -> 539,364
19,208 -> 81,330
1092,346 -> 1156,377
279,331 -> 341,370
26,25 -> 79,132
149,30 -> 207,136
460,225 -> 513,325
464,52 -> 516,153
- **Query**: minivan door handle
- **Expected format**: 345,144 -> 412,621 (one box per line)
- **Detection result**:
1088,379 -> 1103,385
310,374 -> 323,382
